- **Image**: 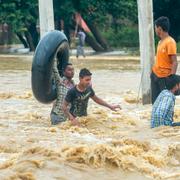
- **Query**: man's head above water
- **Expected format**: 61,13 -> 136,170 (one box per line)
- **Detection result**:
166,74 -> 180,95
154,16 -> 170,38
63,63 -> 74,79
79,68 -> 92,88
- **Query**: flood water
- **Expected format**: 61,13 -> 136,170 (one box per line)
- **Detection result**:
0,55 -> 180,180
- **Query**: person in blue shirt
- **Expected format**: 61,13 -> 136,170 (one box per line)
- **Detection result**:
151,74 -> 180,128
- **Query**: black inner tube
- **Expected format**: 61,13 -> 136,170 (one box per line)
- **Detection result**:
31,30 -> 69,104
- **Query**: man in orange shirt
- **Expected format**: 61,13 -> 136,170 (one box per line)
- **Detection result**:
151,16 -> 178,104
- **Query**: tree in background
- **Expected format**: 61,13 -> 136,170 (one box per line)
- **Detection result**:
0,0 -> 138,51
1,0 -> 179,52
153,0 -> 180,42
55,0 -> 137,51
53,0 -> 107,51
0,0 -> 39,51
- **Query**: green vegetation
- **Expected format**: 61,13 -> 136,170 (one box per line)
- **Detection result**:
102,26 -> 139,48
0,0 -> 180,52
0,0 -> 38,50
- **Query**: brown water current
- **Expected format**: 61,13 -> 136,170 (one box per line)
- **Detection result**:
0,56 -> 180,180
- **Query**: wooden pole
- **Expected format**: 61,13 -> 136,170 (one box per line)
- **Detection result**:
137,0 -> 155,104
38,0 -> 55,38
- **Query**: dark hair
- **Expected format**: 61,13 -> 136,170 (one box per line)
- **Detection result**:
155,16 -> 170,32
166,74 -> 180,90
79,68 -> 92,78
63,63 -> 72,72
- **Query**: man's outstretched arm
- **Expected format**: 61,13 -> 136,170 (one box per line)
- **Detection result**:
91,95 -> 121,111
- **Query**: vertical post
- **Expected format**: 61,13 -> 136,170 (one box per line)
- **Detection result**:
38,0 -> 55,38
137,0 -> 155,104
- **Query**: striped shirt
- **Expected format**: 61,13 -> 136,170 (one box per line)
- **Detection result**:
51,64 -> 74,121
151,90 -> 175,128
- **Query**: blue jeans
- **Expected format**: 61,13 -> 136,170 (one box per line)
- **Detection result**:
50,112 -> 66,125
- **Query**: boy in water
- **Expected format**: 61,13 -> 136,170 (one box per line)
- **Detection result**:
63,68 -> 121,126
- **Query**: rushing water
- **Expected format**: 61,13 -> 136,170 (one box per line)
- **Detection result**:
0,55 -> 180,180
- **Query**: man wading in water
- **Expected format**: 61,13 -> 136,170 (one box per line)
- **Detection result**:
50,63 -> 75,125
63,68 -> 121,126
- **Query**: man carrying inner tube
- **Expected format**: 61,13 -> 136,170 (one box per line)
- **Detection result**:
50,62 -> 75,125
63,68 -> 121,126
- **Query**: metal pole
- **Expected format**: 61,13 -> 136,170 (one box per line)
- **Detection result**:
137,0 -> 155,104
38,0 -> 55,38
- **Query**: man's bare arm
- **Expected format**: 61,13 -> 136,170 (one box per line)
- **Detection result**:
91,95 -> 121,111
62,100 -> 80,126
62,100 -> 73,120
170,55 -> 178,74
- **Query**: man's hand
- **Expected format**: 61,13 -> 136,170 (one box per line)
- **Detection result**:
91,95 -> 122,112
63,100 -> 79,126
109,104 -> 121,111
69,115 -> 80,126
71,118 -> 80,126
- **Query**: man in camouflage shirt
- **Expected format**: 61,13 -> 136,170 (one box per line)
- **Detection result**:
50,62 -> 75,125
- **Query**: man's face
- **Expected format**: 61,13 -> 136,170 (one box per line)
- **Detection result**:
64,65 -> 74,79
174,83 -> 180,95
79,76 -> 91,88
155,25 -> 162,38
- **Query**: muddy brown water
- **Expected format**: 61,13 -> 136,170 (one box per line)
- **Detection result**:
0,56 -> 180,180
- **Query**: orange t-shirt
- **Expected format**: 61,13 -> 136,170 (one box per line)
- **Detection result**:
152,36 -> 177,78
